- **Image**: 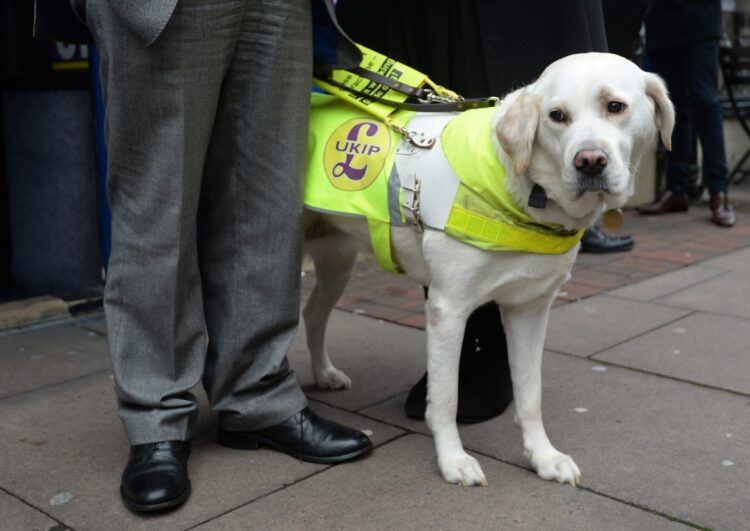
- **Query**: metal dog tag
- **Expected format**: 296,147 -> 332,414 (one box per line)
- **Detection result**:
602,208 -> 624,231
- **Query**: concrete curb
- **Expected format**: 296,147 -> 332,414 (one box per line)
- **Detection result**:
0,291 -> 103,332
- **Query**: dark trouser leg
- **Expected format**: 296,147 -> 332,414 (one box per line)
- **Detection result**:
92,0 -> 311,443
649,47 -> 692,196
90,0 -> 242,444
199,0 -> 311,431
684,40 -> 729,194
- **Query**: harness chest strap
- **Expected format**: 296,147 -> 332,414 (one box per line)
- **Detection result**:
395,113 -> 461,231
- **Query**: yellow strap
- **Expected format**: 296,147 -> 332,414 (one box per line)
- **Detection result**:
447,206 -> 584,254
313,44 -> 445,126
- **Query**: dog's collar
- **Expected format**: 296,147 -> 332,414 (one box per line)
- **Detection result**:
527,183 -> 625,231
527,184 -> 548,209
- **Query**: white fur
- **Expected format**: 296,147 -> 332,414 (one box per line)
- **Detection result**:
302,53 -> 674,486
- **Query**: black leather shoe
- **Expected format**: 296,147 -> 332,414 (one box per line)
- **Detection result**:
217,408 -> 373,464
120,440 -> 191,513
580,225 -> 634,254
404,302 -> 514,423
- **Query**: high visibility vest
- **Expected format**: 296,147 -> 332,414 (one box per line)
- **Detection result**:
304,93 -> 584,273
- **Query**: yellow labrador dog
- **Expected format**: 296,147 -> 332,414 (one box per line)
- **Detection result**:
302,53 -> 674,486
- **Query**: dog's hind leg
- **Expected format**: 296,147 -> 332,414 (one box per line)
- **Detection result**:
424,293 -> 488,487
303,233 -> 359,390
502,299 -> 581,486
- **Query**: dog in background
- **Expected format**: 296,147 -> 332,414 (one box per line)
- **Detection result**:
302,53 -> 674,486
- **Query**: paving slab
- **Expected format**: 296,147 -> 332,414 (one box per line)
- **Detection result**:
195,435 -> 689,531
0,490 -> 61,531
593,312 -> 750,394
0,372 -> 402,531
656,271 -> 750,320
74,315 -> 107,336
287,309 -> 426,411
607,265 -> 727,302
698,246 -> 750,272
0,323 -> 110,399
545,295 -> 691,357
362,352 -> 749,530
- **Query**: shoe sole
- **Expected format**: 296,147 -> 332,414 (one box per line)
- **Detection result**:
217,430 -> 373,465
120,482 -> 191,513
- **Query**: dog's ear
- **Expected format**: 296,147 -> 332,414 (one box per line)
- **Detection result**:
644,73 -> 675,151
495,88 -> 540,176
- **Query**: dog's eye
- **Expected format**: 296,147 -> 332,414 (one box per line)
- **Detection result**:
607,101 -> 626,113
549,109 -> 567,123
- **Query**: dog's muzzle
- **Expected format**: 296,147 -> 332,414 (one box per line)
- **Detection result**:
574,148 -> 611,197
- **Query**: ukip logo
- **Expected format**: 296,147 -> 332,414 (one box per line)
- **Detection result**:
324,119 -> 391,191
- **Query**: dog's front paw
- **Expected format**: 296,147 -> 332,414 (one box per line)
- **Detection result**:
527,449 -> 581,486
314,367 -> 352,390
438,452 -> 488,487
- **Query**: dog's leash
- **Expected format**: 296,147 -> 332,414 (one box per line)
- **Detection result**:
323,67 -> 499,113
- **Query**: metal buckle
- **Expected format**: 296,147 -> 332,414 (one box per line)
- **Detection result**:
397,125 -> 436,149
401,172 -> 423,231
387,119 -> 436,150
421,89 -> 462,104
406,131 -> 436,149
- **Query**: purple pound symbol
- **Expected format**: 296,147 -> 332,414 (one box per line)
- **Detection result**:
332,122 -> 379,181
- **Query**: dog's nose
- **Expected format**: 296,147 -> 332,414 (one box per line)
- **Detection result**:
574,149 -> 608,177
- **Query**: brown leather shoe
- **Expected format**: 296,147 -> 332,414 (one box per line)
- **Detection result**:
637,191 -> 689,215
709,192 -> 736,227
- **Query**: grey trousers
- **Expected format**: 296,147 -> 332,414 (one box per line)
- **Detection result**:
87,0 -> 310,444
